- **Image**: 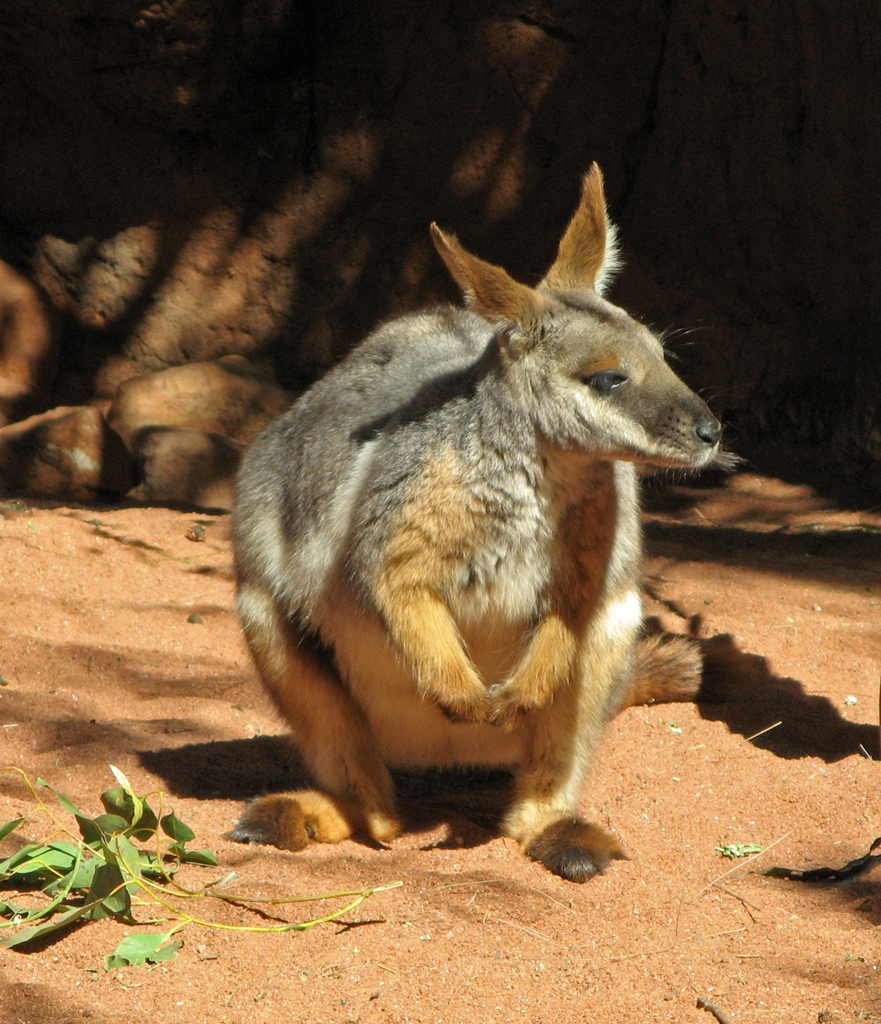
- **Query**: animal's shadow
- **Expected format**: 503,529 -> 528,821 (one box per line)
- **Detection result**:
140,632 -> 878,844
696,632 -> 878,761
139,739 -> 512,849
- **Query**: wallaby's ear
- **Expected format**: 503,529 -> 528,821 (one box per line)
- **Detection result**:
430,223 -> 544,336
540,163 -> 620,295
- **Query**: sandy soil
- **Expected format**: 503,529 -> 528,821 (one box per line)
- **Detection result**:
0,471 -> 878,1024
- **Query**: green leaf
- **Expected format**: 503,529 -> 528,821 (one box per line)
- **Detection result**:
172,846 -> 218,867
49,855 -> 97,895
2,903 -> 90,949
37,779 -> 86,819
77,813 -> 135,845
149,939 -> 182,963
86,860 -> 133,922
0,842 -> 79,882
112,834 -> 147,883
74,815 -> 104,846
134,850 -> 166,879
0,899 -> 53,927
100,786 -> 158,841
0,842 -> 87,931
160,812 -> 195,844
105,932 -> 182,969
715,842 -> 763,859
91,813 -> 131,838
0,817 -> 26,843
102,782 -> 143,831
106,768 -> 150,834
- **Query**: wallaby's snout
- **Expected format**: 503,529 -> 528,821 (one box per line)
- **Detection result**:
633,373 -> 727,471
694,407 -> 722,448
640,374 -> 725,468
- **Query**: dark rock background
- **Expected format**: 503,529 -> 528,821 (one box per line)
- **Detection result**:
1,1 -> 879,501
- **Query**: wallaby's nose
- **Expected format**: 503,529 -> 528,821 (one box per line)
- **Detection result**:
694,414 -> 722,447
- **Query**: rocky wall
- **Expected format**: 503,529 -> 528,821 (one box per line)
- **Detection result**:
1,0 -> 879,502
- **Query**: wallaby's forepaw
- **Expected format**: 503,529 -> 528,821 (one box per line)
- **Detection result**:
485,682 -> 545,730
420,666 -> 492,724
431,690 -> 492,724
525,819 -> 628,883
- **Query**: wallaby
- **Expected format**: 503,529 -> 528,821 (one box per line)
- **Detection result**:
230,164 -> 731,882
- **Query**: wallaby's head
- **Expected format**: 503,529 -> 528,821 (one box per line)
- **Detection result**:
430,164 -> 730,471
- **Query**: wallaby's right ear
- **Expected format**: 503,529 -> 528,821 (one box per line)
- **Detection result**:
430,223 -> 544,339
540,163 -> 620,295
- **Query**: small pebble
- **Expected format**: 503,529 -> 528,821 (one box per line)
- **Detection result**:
186,524 -> 207,542
187,613 -> 203,624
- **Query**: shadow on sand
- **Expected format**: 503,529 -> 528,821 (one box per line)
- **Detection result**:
140,631 -> 878,846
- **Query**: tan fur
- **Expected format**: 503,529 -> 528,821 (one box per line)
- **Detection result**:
374,447 -> 490,722
489,609 -> 579,728
231,164 -> 730,880
501,584 -> 641,850
229,790 -> 356,850
430,224 -> 545,331
236,582 -> 400,844
540,163 -> 618,294
622,633 -> 705,710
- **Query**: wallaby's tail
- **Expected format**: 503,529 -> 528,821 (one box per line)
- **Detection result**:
618,633 -> 704,712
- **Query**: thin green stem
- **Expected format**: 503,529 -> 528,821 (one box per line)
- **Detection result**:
2,767 -> 79,844
171,890 -> 376,934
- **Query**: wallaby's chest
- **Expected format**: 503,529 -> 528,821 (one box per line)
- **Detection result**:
448,464 -> 553,627
384,444 -> 625,631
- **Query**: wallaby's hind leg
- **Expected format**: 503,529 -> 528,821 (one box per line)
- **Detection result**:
502,640 -> 632,883
230,583 -> 400,849
505,632 -> 706,881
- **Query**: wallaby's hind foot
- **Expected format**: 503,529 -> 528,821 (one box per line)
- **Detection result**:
526,819 -> 628,883
228,790 -> 401,851
234,583 -> 401,850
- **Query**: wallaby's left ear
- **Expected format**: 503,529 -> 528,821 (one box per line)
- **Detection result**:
430,223 -> 545,335
539,163 -> 620,295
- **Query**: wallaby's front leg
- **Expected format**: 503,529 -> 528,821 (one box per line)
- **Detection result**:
374,582 -> 491,723
372,457 -> 492,723
230,583 -> 400,849
502,603 -> 638,882
488,609 -> 578,728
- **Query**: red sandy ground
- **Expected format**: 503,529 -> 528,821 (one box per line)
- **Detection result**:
0,472 -> 878,1024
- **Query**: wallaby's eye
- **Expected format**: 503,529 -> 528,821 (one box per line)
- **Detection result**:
583,370 -> 629,395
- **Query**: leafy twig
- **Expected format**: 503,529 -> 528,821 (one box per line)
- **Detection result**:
0,766 -> 400,967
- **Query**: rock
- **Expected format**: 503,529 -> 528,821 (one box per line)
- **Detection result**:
0,406 -> 135,500
0,260 -> 59,427
128,426 -> 242,511
107,356 -> 289,447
